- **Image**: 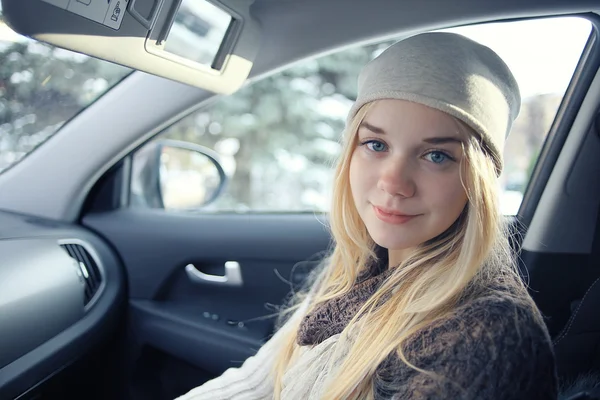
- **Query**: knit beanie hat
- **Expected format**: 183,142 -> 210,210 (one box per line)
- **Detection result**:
347,32 -> 521,175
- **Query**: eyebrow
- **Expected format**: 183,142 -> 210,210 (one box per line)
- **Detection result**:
360,121 -> 386,134
359,121 -> 463,145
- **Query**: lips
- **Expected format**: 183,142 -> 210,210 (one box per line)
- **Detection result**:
372,205 -> 418,225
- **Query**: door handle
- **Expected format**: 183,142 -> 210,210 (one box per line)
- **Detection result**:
185,261 -> 243,287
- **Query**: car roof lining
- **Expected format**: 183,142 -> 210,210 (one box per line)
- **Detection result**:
247,0 -> 598,80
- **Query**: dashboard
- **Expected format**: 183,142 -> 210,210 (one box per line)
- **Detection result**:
0,210 -> 125,399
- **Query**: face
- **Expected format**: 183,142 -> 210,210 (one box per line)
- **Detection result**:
349,99 -> 469,266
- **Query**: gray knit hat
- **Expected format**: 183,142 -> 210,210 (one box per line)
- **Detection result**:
348,32 -> 521,174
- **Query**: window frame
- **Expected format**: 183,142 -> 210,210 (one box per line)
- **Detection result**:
123,14 -> 598,217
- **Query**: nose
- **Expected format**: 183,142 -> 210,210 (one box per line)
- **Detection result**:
376,156 -> 416,198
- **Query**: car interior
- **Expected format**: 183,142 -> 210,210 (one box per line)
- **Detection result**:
0,0 -> 599,399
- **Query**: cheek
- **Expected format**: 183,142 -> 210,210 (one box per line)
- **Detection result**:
427,174 -> 468,211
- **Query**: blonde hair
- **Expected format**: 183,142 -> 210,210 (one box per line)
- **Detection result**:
271,101 -> 523,399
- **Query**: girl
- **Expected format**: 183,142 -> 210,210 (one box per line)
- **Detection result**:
177,32 -> 557,399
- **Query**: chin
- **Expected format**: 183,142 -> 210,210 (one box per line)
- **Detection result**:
368,231 -> 417,251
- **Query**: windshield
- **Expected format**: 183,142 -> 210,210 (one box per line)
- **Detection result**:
0,10 -> 132,173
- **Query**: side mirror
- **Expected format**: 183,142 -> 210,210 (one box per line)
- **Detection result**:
131,139 -> 227,210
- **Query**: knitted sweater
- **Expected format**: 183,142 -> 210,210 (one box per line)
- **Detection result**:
176,261 -> 558,400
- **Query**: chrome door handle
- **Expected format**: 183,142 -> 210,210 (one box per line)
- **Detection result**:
185,261 -> 243,287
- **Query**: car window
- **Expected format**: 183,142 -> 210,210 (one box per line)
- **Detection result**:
131,16 -> 592,215
0,9 -> 131,174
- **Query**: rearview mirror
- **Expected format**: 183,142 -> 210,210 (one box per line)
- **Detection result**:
0,0 -> 260,94
131,139 -> 227,210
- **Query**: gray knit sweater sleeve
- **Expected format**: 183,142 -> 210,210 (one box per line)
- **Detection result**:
377,296 -> 557,400
174,300 -> 309,400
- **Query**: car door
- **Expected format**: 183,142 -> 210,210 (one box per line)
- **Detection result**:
76,15 -> 597,400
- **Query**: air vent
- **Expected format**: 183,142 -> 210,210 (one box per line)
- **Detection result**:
60,243 -> 102,306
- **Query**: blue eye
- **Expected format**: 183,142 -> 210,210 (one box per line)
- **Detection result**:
424,151 -> 450,164
364,140 -> 387,152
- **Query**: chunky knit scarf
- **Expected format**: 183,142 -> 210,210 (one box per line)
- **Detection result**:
290,257 -> 558,399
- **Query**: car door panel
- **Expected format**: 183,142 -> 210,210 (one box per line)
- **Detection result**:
129,300 -> 262,373
83,210 -> 328,297
82,209 -> 330,398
